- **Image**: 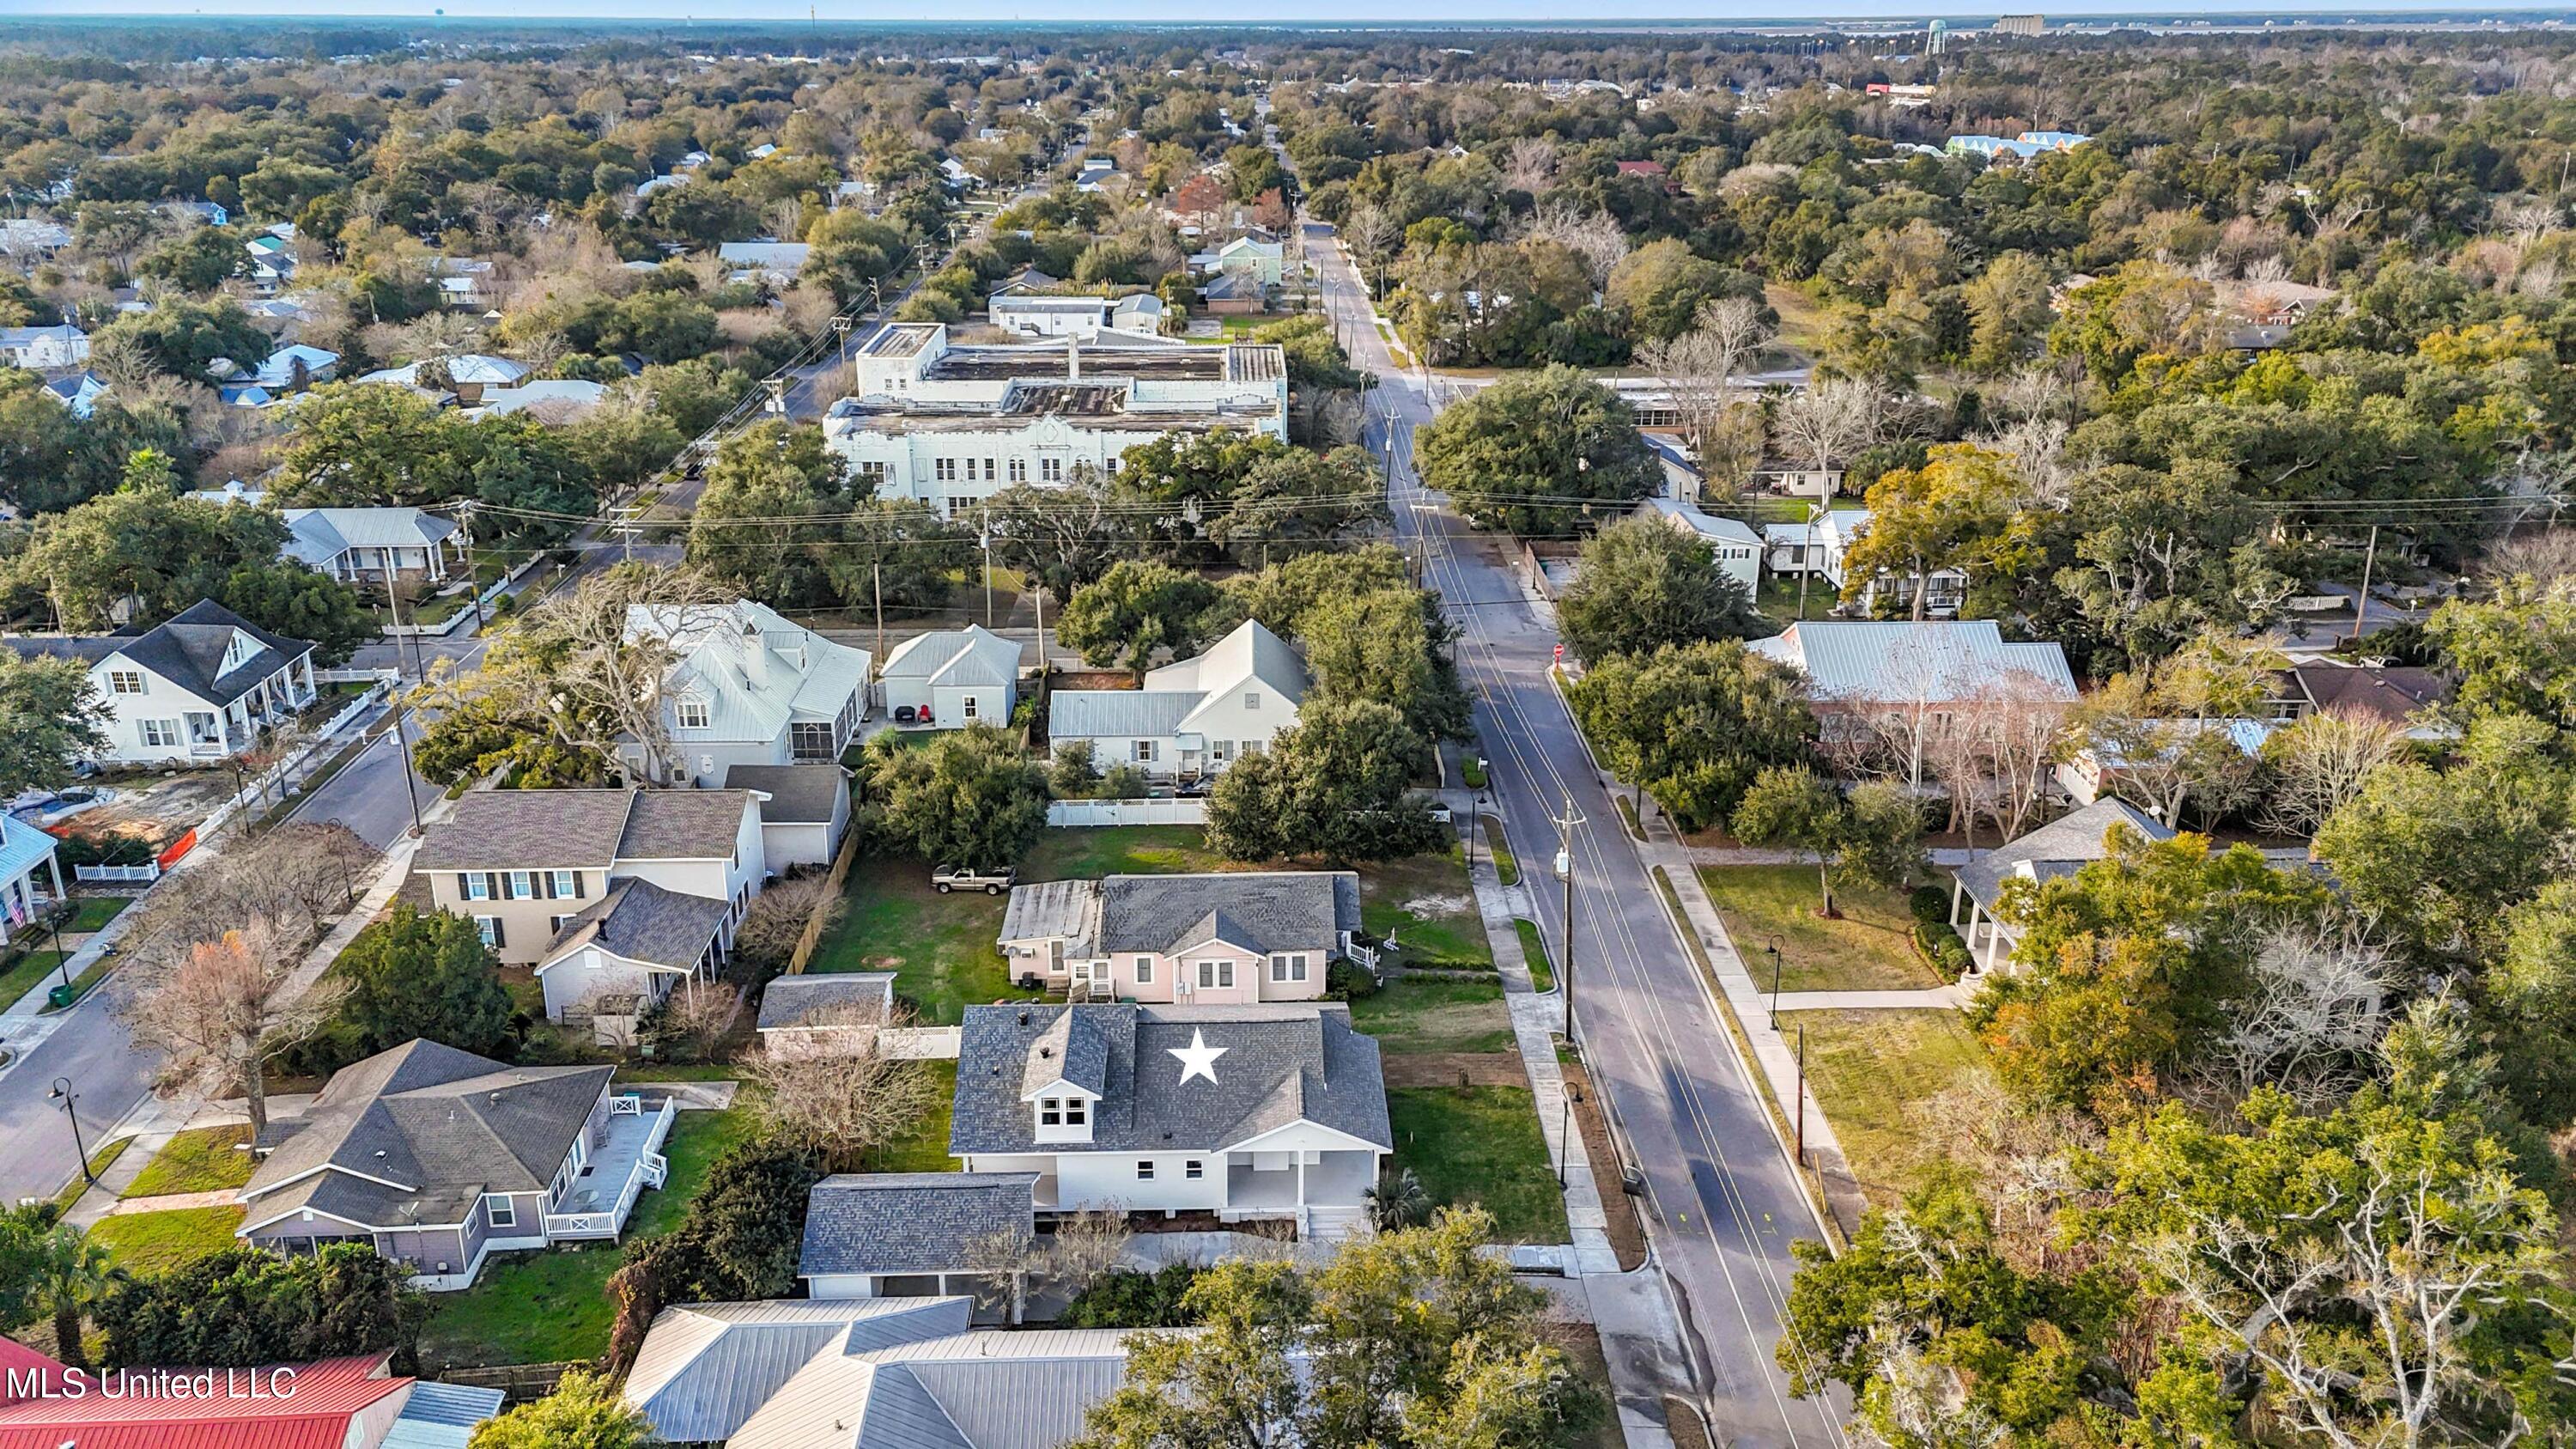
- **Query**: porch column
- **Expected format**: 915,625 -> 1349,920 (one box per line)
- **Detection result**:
1295,1154 -> 1305,1209
1947,876 -> 1965,929
46,850 -> 64,906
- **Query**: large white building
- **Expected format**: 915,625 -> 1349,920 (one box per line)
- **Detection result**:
822,323 -> 1287,518
2,600 -> 317,766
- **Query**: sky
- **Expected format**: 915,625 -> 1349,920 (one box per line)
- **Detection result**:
0,1 -> 2567,20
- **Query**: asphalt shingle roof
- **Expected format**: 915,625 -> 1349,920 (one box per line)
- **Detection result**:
415,790 -> 636,871
4,600 -> 313,708
799,1173 -> 1037,1278
539,878 -> 731,972
617,789 -> 751,860
1953,798 -> 2175,914
756,973 -> 896,1031
724,764 -> 848,824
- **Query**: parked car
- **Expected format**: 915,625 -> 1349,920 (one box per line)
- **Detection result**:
933,865 -> 1016,895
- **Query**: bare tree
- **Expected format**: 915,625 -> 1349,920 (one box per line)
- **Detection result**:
1048,1210 -> 1135,1297
729,875 -> 846,979
2194,920 -> 2391,1110
1498,137 -> 1558,195
2479,527 -> 2576,586
743,1001 -> 939,1169
1522,202 -> 1630,287
123,920 -> 337,1138
963,1226 -> 1047,1326
1340,203 -> 1401,298
1771,380 -> 1886,618
1637,295 -> 1772,473
1978,415 -> 2075,509
2257,709 -> 2409,837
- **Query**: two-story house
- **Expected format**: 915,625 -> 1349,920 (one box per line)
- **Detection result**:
623,600 -> 872,786
949,1002 -> 1391,1240
236,1039 -> 676,1291
1047,620 -> 1308,781
996,870 -> 1362,1004
413,788 -> 766,1029
1762,508 -> 1969,618
2,600 -> 317,766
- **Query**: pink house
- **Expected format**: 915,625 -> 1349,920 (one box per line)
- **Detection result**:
995,872 -> 1365,1004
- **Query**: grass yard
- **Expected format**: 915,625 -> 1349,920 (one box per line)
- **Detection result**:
89,1206 -> 244,1277
872,1060 -> 958,1173
1349,977 -> 1515,1056
64,898 -> 128,935
1514,919 -> 1556,993
1361,849 -> 1492,971
124,1125 -> 255,1197
1387,1087 -> 1568,1243
0,950 -> 66,1011
420,1106 -> 750,1368
1022,825 -> 1234,882
1480,818 -> 1521,886
805,855 -> 1028,1025
1698,864 -> 1940,994
1779,1009 -> 1991,1205
53,1139 -> 132,1212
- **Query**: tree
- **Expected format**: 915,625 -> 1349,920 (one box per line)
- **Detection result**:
729,876 -> 845,982
1605,238 -> 1749,341
862,723 -> 1050,867
1836,446 -> 2036,621
1072,1258 -> 1309,1449
2196,919 -> 2392,1109
744,1001 -> 939,1171
333,904 -> 515,1059
2064,632 -> 2284,828
95,1244 -> 425,1370
1297,585 -> 1470,746
1635,295 -> 1771,471
823,501 -> 969,614
0,654 -> 106,798
1555,514 -> 1755,665
1206,697 -> 1442,864
2256,708 -> 2410,836
2421,575 -> 2576,733
1959,251 -> 2054,373
87,298 -> 270,383
1728,768 -> 1923,918
272,385 -> 475,508
1055,561 -> 1233,679
1564,641 -> 1816,831
468,1370 -> 659,1449
605,1140 -> 821,1372
136,225 -> 247,294
123,921 -> 335,1139
1412,365 -> 1661,536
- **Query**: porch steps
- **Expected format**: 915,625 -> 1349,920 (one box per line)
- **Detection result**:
1303,1205 -> 1370,1243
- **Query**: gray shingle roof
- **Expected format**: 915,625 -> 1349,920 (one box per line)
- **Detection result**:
240,1041 -> 611,1223
539,879 -> 731,972
951,1004 -> 1390,1156
999,872 -> 1357,960
415,790 -> 635,871
725,764 -> 849,824
3,599 -> 313,708
799,1173 -> 1037,1278
756,973 -> 896,1031
618,789 -> 752,859
1953,798 -> 2175,914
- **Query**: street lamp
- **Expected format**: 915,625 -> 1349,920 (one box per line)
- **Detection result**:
48,1077 -> 94,1186
1765,941 -> 1783,1030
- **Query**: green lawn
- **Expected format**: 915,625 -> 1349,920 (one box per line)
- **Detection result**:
1699,864 -> 1940,993
420,1107 -> 749,1369
1348,977 -> 1515,1056
1779,1009 -> 1991,1205
0,950 -> 67,1011
805,855 -> 1030,1025
1360,849 -> 1492,971
1481,818 -> 1520,886
64,898 -> 128,935
872,1060 -> 958,1172
54,1139 -> 133,1212
125,1125 -> 255,1197
1387,1087 -> 1568,1243
1022,825 -> 1234,882
1515,919 -> 1556,993
89,1206 -> 245,1276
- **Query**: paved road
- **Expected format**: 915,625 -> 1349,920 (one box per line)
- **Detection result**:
284,710 -> 436,852
0,969 -> 157,1207
1312,222 -> 1850,1448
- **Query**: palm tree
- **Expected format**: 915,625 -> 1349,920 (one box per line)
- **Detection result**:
31,1223 -> 120,1369
1364,1166 -> 1431,1233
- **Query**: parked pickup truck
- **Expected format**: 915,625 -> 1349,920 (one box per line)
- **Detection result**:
932,865 -> 1017,895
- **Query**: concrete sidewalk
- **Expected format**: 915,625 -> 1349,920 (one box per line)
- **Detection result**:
1769,986 -> 1966,1012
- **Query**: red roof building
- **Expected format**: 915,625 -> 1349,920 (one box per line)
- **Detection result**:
0,1338 -> 69,1405
0,1352 -> 416,1449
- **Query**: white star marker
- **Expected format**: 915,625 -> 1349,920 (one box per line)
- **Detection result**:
1169,1029 -> 1228,1086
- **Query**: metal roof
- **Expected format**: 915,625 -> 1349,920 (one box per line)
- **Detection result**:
626,1299 -> 973,1446
878,626 -> 1021,688
380,1381 -> 505,1449
0,815 -> 58,890
1747,621 -> 2075,702
0,1355 -> 410,1449
1045,687 -> 1203,740
630,600 -> 871,745
281,508 -> 457,567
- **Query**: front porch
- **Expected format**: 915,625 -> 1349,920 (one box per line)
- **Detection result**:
1222,1149 -> 1375,1219
543,1094 -> 676,1240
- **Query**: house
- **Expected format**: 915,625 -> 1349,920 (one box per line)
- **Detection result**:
997,870 -> 1362,1004
1633,496 -> 1763,596
1751,619 -> 2076,713
2,600 -> 317,766
625,1295 -> 1143,1448
2267,661 -> 2453,739
1048,619 -> 1308,780
466,378 -> 611,421
250,343 -> 339,392
37,370 -> 106,418
717,240 -> 811,283
724,762 -> 853,870
876,624 -> 1022,727
1761,508 -> 1966,616
987,289 -> 1165,339
0,323 -> 88,369
355,353 -> 528,405
0,1348 -> 501,1449
190,478 -> 267,506
0,220 -> 71,258
163,199 -> 229,228
2056,716 -> 2275,808
799,1172 -> 1038,1300
950,1002 -> 1390,1239
235,1040 -> 677,1291
756,972 -> 896,1053
412,787 -> 766,979
244,229 -> 298,291
0,814 -> 64,953
1198,234 -> 1285,286
1198,266 -> 1268,314
822,325 -> 1288,518
1947,800 -> 2174,979
282,507 -> 466,585
625,600 -> 872,786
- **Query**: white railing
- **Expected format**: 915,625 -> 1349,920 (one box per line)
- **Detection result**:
1346,943 -> 1380,973
543,1097 -> 676,1241
1047,797 -> 1207,827
74,862 -> 159,884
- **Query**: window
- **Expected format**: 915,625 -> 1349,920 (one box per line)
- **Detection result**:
962,694 -> 980,720
1197,960 -> 1234,989
1104,455 -> 1122,475
857,460 -> 888,481
507,870 -> 532,900
946,496 -> 974,516
934,457 -> 958,482
551,870 -> 580,899
1240,740 -> 1262,758
1243,691 -> 1261,710
1211,740 -> 1230,764
1134,740 -> 1156,764
141,719 -> 181,748
552,916 -> 576,933
1185,1160 -> 1204,1179
1271,953 -> 1309,983
981,458 -> 997,480
1133,955 -> 1153,984
790,721 -> 835,760
107,669 -> 143,695
1040,458 -> 1063,483
1040,1098 -> 1061,1126
474,916 -> 501,948
465,873 -> 491,902
1064,1097 -> 1086,1126
1136,1160 -> 1155,1181
675,699 -> 710,729
487,1196 -> 516,1228
1008,459 -> 1027,482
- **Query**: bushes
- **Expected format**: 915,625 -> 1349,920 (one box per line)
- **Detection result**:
1908,885 -> 1950,928
1913,920 -> 1972,982
94,1244 -> 426,1371
1059,1263 -> 1204,1329
605,1138 -> 821,1372
1326,959 -> 1380,1001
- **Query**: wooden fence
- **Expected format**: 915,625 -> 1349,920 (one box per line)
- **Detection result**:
785,827 -> 863,975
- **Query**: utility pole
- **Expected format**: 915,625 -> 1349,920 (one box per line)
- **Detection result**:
1795,500 -> 1826,621
1032,575 -> 1048,703
1552,790 -> 1585,1044
455,499 -> 485,631
763,377 -> 787,416
384,560 -> 422,686
872,561 -> 886,665
833,315 -> 854,372
980,509 -> 995,629
1794,1024 -> 1808,1166
2350,522 -> 2380,644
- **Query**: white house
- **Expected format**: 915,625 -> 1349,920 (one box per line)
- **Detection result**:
624,600 -> 872,787
465,379 -> 611,421
995,870 -> 1364,1004
1632,496 -> 1763,597
0,813 -> 66,952
250,343 -> 340,392
2,600 -> 317,766
1048,619 -> 1309,780
949,1002 -> 1390,1240
987,290 -> 1166,340
715,241 -> 811,283
1191,234 -> 1285,286
722,762 -> 853,871
1948,799 -> 2174,980
822,323 -> 1288,518
354,353 -> 528,405
876,624 -> 1021,728
1762,508 -> 1967,617
0,324 -> 88,370
281,507 -> 466,584
0,220 -> 72,258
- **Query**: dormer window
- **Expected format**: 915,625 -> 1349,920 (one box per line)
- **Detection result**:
676,698 -> 710,729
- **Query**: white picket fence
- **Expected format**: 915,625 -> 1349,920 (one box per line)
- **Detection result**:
1046,798 -> 1208,828
73,862 -> 160,885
